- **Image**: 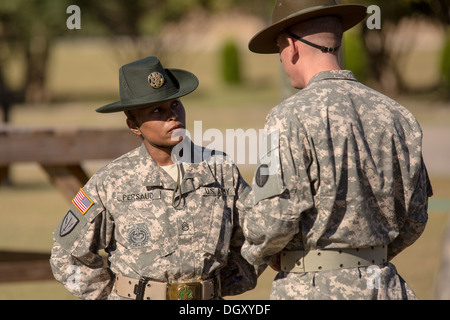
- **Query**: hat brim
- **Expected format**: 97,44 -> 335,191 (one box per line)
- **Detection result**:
96,69 -> 199,113
249,4 -> 368,54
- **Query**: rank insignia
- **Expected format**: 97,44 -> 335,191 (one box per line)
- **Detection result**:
72,188 -> 94,215
148,72 -> 165,89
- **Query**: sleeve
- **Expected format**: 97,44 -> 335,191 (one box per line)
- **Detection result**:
387,159 -> 432,260
219,166 -> 258,296
241,114 -> 315,266
49,182 -> 115,300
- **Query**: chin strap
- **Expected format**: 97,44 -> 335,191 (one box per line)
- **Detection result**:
136,127 -> 173,151
285,30 -> 341,54
138,127 -> 184,209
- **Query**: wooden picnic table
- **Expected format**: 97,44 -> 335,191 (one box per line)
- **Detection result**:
0,125 -> 141,282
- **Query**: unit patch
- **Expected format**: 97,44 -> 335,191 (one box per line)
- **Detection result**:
59,210 -> 79,237
72,189 -> 94,215
255,164 -> 270,188
127,225 -> 150,247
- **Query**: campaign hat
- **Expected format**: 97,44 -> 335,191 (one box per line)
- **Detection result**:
249,0 -> 367,54
97,56 -> 198,113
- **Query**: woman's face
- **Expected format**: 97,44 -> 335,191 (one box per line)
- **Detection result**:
127,99 -> 186,148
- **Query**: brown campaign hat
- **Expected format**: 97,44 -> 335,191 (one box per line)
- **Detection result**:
249,0 -> 367,54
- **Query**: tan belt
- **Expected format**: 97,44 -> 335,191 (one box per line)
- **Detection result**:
280,246 -> 387,273
114,275 -> 219,300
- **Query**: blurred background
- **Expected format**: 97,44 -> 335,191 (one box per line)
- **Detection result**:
0,0 -> 449,300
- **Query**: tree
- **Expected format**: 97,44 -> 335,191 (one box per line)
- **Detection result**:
343,0 -> 449,94
0,0 -> 210,103
0,0 -> 275,104
0,0 -> 71,103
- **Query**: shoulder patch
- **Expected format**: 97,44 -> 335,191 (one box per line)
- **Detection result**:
255,164 -> 270,188
72,188 -> 94,215
252,130 -> 285,204
59,210 -> 79,237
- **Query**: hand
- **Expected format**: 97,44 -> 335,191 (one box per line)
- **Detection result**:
269,253 -> 281,272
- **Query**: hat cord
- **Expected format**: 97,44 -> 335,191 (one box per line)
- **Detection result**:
136,126 -> 173,151
130,115 -> 184,209
285,30 -> 341,54
171,163 -> 183,209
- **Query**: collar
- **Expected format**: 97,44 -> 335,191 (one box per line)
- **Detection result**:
306,70 -> 357,87
138,143 -> 164,188
138,142 -> 217,192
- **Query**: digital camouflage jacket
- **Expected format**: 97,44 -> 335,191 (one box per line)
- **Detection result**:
242,70 -> 432,299
50,142 -> 256,299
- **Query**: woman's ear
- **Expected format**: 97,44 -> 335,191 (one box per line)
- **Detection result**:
126,118 -> 141,136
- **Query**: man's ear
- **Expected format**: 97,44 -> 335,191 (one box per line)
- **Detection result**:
287,37 -> 300,65
126,118 -> 141,136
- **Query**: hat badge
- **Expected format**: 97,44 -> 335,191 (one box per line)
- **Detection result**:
148,72 -> 165,89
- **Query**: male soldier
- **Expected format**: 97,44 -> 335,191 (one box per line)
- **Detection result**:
241,0 -> 433,299
50,56 -> 256,300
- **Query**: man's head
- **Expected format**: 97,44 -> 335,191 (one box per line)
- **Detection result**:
248,0 -> 367,54
277,16 -> 343,88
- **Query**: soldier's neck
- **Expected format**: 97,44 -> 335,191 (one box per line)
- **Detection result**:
145,142 -> 174,166
301,55 -> 341,88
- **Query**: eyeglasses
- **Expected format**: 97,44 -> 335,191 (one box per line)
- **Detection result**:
284,30 -> 341,54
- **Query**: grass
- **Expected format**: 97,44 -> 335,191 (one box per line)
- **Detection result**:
0,166 -> 447,300
1,36 -> 449,300
1,103 -> 448,300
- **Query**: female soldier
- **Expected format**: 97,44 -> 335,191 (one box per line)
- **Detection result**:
50,56 -> 256,300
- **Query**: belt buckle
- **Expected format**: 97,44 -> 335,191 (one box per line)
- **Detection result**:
168,282 -> 202,300
133,278 -> 149,300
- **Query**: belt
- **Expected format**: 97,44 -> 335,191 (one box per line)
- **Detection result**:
280,246 -> 387,273
114,275 -> 219,300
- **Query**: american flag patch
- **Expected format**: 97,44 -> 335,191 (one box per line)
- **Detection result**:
72,189 -> 93,215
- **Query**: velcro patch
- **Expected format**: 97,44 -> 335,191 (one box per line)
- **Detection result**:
72,188 -> 94,215
59,210 -> 79,237
253,131 -> 284,204
203,187 -> 235,197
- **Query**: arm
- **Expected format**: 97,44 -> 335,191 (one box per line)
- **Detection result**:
50,186 -> 114,300
241,115 -> 315,266
220,167 -> 258,296
388,161 -> 432,260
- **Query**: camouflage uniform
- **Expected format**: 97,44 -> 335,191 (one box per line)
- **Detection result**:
50,142 -> 256,300
241,70 -> 432,300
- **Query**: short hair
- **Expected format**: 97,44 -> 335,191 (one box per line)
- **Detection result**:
288,16 -> 343,48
